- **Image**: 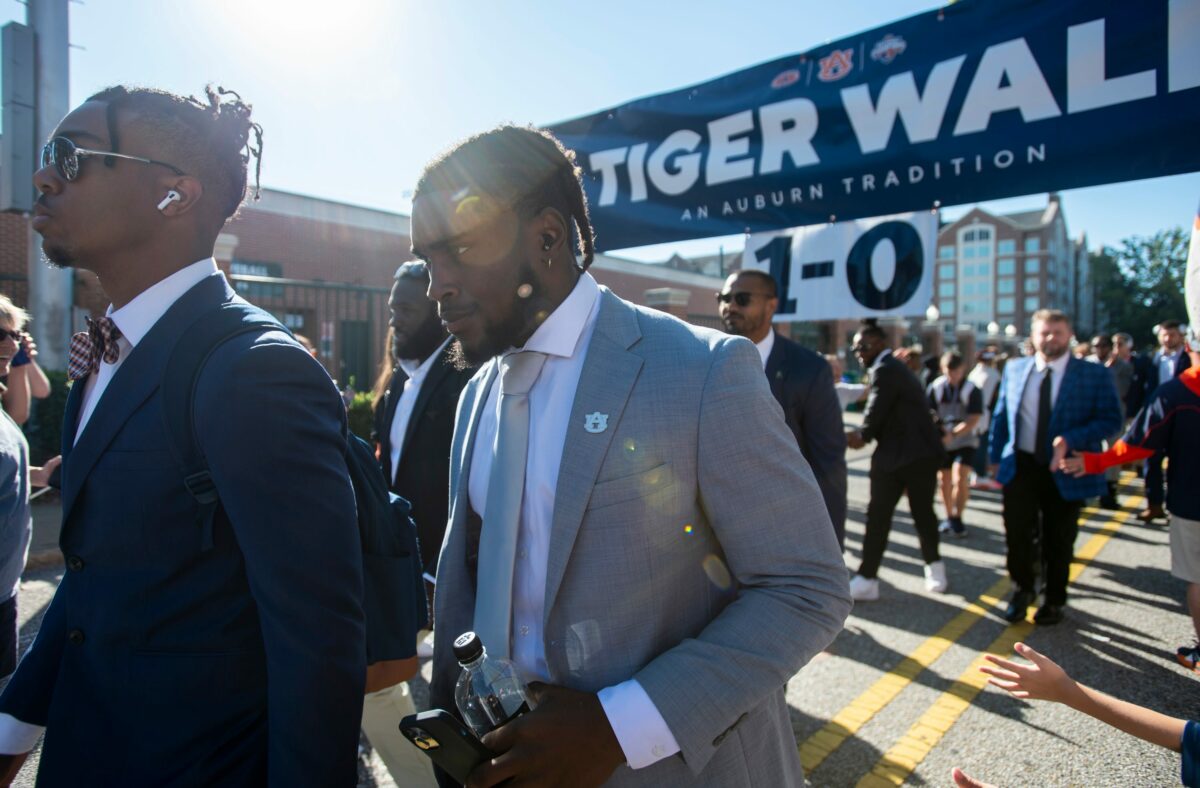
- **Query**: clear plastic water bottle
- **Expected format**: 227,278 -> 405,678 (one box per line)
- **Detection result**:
453,631 -> 530,737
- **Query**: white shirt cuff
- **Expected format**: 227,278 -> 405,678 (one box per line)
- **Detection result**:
597,678 -> 680,769
0,713 -> 43,754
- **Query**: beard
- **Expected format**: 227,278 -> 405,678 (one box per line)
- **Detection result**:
448,261 -> 545,370
41,244 -> 73,269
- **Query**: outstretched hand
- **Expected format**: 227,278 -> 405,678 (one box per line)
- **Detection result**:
979,642 -> 1078,704
29,456 -> 61,488
467,682 -> 625,788
1050,436 -> 1070,471
1058,451 -> 1088,477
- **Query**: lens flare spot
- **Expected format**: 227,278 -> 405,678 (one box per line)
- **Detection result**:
624,438 -> 636,454
683,524 -> 694,535
517,283 -> 533,298
702,554 -> 732,590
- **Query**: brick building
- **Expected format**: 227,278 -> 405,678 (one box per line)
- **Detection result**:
1,188 -> 723,382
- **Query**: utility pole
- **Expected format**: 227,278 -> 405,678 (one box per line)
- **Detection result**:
24,0 -> 71,370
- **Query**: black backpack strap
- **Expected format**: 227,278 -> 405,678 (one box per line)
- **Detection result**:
161,300 -> 287,545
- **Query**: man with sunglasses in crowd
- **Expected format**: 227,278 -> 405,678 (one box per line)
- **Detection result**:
718,270 -> 847,548
0,87 -> 365,786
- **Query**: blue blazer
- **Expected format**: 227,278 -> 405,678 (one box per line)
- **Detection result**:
0,274 -> 366,787
989,355 -> 1123,501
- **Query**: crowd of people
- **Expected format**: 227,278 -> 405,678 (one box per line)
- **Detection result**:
0,82 -> 1192,787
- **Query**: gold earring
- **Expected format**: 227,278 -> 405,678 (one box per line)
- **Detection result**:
544,257 -> 552,268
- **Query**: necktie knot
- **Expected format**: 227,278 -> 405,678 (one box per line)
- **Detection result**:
67,316 -> 123,381
499,351 -> 547,397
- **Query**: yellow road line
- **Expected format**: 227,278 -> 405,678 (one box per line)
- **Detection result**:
799,576 -> 1011,772
855,495 -> 1142,787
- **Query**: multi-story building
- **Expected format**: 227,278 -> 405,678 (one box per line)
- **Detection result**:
934,194 -> 1094,342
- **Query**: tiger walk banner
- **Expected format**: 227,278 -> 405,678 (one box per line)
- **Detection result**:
547,0 -> 1200,252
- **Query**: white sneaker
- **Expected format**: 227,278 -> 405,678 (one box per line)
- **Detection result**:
849,574 -> 880,601
924,560 -> 949,593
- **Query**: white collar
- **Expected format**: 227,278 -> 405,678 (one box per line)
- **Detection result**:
870,348 -> 892,373
754,330 -> 775,369
510,272 -> 600,360
1035,352 -> 1070,376
107,258 -> 219,349
398,336 -> 451,379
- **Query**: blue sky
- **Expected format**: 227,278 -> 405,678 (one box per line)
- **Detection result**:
2,0 -> 1197,261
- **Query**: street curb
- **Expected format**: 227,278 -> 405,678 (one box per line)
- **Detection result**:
25,550 -> 63,571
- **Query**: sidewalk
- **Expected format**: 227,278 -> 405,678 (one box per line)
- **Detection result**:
26,498 -> 62,570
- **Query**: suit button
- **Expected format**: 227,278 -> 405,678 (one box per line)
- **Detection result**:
66,556 -> 84,572
67,629 -> 84,645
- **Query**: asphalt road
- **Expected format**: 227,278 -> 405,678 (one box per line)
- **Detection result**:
5,432 -> 1195,787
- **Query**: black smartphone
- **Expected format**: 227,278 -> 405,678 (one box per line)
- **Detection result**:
399,709 -> 493,785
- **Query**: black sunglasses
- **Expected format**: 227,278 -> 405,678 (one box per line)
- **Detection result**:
40,136 -> 186,182
0,329 -> 23,343
715,291 -> 765,307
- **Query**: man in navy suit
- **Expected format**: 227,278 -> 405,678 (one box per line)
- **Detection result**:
989,309 -> 1123,626
0,87 -> 365,786
1141,320 -> 1193,521
717,270 -> 848,547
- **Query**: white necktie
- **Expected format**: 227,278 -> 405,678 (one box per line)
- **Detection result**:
474,351 -> 548,660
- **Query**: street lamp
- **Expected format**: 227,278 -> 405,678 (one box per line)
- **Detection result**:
1004,324 -> 1017,338
926,304 -> 940,323
987,321 -> 1000,338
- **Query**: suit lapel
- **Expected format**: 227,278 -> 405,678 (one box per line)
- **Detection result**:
60,377 -> 85,463
543,291 -> 643,623
1012,359 -> 1036,443
1051,357 -> 1081,430
447,362 -> 497,531
60,274 -> 235,523
763,333 -> 785,402
400,344 -> 455,459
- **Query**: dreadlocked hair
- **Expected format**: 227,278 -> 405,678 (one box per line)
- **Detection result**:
413,125 -> 596,270
86,84 -> 264,222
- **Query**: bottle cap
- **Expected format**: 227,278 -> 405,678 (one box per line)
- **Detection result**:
453,631 -> 484,664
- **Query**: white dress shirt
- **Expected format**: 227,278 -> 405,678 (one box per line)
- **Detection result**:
1158,348 -> 1182,383
389,337 -> 452,484
0,258 -> 219,754
753,330 -> 775,370
1016,352 -> 1070,454
466,273 -> 681,769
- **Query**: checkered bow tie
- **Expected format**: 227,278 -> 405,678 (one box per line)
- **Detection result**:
67,316 -> 123,381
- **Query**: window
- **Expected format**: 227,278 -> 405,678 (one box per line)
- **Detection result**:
1025,277 -> 1039,292
1025,237 -> 1040,253
998,258 -> 1015,275
1047,279 -> 1056,293
939,245 -> 955,260
962,300 -> 989,315
975,282 -> 991,296
963,229 -> 976,242
963,246 -> 976,259
939,264 -> 955,279
281,312 -> 305,330
976,263 -> 990,277
998,240 -> 1015,255
939,299 -> 955,315
963,264 -> 975,277
976,228 -> 991,240
1024,296 -> 1039,311
997,296 -> 1015,314
998,278 -> 1015,294
939,283 -> 955,297
1025,258 -> 1039,274
230,260 -> 284,298
976,243 -> 991,257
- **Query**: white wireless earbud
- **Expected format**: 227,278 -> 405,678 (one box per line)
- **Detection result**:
157,190 -> 182,211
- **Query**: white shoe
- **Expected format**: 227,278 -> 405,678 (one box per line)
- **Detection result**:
924,560 -> 949,593
849,574 -> 880,601
416,629 -> 435,658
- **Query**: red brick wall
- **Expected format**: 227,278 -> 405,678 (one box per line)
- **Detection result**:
0,214 -> 29,309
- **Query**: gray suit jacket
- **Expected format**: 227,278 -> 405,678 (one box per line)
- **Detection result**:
431,289 -> 851,786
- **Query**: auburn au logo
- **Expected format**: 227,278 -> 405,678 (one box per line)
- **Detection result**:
817,48 -> 854,82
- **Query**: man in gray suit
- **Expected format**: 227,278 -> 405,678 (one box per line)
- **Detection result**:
411,126 -> 851,787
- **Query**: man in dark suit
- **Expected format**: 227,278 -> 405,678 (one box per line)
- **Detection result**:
717,270 -> 848,547
364,261 -> 472,784
1141,320 -> 1193,521
989,309 -> 1123,626
0,87 -> 365,786
846,323 -> 948,601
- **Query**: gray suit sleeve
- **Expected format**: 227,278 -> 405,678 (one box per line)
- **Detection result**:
633,338 -> 852,774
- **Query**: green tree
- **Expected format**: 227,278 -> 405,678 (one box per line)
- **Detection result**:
1090,227 -> 1188,351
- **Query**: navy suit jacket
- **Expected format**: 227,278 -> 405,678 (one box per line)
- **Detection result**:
376,344 -> 473,576
989,354 -> 1123,501
763,333 -> 848,546
0,274 -> 365,787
